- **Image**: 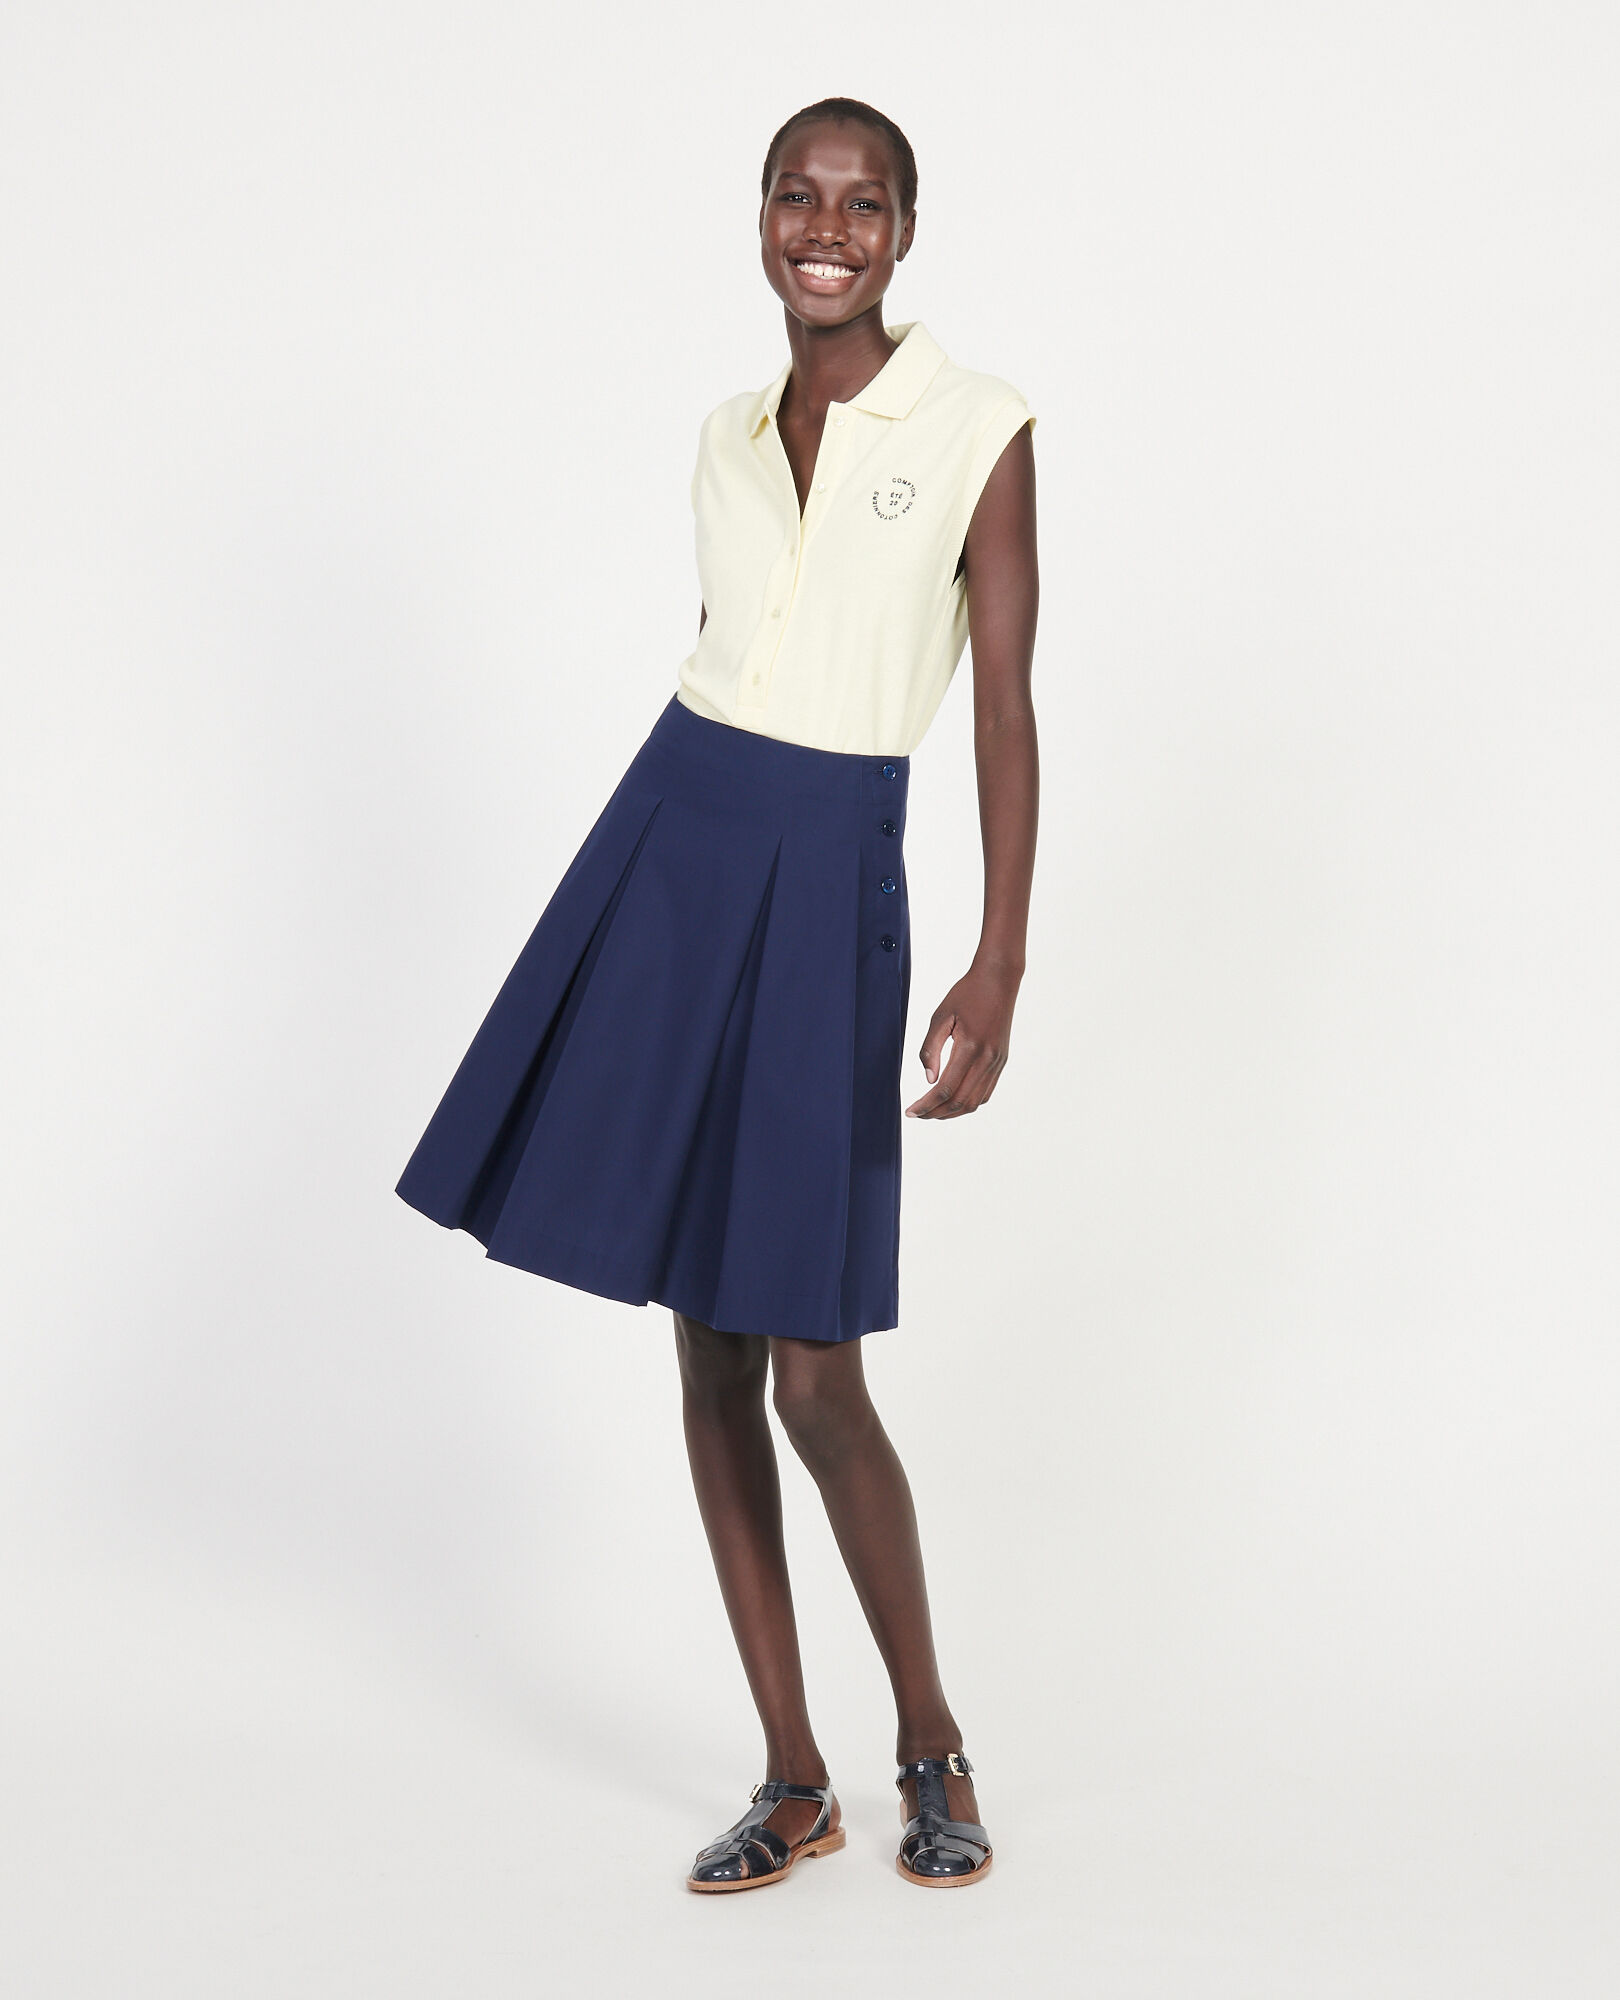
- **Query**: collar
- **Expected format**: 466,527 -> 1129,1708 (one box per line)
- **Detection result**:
746,321 -> 947,436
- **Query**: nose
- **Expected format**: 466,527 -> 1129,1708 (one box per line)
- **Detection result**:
805,206 -> 848,246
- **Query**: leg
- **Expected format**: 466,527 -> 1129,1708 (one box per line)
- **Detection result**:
673,1313 -> 836,1847
768,1335 -> 980,1828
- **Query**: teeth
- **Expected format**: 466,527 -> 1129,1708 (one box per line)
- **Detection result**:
795,260 -> 856,280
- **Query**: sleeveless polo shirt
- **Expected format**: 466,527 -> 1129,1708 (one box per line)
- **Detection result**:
676,322 -> 1035,757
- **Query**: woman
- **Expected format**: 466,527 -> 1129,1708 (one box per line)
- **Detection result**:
397,96 -> 1039,1892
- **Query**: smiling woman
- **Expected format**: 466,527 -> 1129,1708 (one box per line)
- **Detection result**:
761,104 -> 917,316
395,94 -> 1039,1900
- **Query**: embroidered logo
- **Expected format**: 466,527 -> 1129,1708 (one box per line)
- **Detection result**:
871,477 -> 916,520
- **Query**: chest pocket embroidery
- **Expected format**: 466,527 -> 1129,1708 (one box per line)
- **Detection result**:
871,477 -> 916,521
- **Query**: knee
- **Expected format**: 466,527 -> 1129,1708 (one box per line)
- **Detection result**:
675,1313 -> 767,1412
771,1366 -> 873,1472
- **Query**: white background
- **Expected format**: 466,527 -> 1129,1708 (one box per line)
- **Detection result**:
3,3 -> 1617,1993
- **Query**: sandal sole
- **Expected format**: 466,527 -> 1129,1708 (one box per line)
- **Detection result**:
688,1826 -> 846,1893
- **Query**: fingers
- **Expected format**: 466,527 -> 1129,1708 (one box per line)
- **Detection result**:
904,1030 -> 1008,1119
917,1009 -> 955,1086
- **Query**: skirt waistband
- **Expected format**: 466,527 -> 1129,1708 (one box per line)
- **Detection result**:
647,694 -> 911,801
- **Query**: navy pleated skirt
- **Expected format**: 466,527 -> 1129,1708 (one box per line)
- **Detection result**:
396,693 -> 913,1343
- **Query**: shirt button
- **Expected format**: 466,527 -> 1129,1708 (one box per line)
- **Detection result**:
752,673 -> 762,685
815,481 -> 826,492
881,763 -> 897,780
881,877 -> 897,894
880,934 -> 897,952
833,415 -> 846,427
770,607 -> 781,619
881,819 -> 897,836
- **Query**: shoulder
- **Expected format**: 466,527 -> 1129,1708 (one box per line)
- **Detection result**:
695,388 -> 762,452
923,353 -> 1035,437
918,353 -> 1035,514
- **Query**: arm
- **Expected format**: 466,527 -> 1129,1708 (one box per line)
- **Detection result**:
905,420 -> 1039,1119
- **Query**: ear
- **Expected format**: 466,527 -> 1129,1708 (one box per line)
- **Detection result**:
896,209 -> 917,261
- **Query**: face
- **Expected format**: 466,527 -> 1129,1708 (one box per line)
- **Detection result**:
759,119 -> 915,327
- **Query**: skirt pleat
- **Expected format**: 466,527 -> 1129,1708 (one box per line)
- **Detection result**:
396,694 -> 912,1342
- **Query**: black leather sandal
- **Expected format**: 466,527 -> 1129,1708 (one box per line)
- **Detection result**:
895,1751 -> 993,1887
687,1780 -> 845,1893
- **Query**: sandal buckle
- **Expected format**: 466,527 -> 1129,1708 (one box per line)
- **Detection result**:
946,1752 -> 971,1778
750,1781 -> 764,1803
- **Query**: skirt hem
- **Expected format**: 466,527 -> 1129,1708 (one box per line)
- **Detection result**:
401,1196 -> 893,1344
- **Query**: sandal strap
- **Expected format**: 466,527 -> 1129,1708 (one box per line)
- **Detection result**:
895,1752 -> 973,1784
901,1812 -> 992,1848
894,1751 -> 974,1821
900,1818 -> 992,1873
752,1780 -> 834,1806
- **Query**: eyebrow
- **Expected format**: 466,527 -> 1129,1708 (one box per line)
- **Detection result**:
776,171 -> 889,190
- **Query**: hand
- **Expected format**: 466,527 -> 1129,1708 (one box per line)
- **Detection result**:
904,962 -> 1021,1119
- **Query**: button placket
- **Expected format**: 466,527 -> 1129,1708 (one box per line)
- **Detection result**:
744,415 -> 805,710
867,758 -> 905,960
750,402 -> 847,712
748,406 -> 840,712
800,404 -> 845,529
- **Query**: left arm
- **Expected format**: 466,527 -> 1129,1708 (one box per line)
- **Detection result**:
906,420 -> 1040,1118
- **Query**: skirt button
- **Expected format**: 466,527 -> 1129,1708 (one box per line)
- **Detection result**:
881,819 -> 897,836
880,934 -> 897,952
880,877 -> 897,894
881,763 -> 897,780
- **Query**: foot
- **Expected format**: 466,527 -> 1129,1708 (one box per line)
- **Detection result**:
687,1780 -> 844,1893
894,1751 -> 993,1887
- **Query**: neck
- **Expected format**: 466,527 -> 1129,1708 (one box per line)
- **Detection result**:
780,305 -> 899,421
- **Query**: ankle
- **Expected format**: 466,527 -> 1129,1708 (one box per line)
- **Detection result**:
764,1741 -> 830,1787
895,1721 -> 964,1765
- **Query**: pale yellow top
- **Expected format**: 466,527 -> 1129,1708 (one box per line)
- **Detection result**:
676,322 -> 1035,756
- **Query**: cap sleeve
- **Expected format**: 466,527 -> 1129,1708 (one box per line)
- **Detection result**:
961,390 -> 1036,529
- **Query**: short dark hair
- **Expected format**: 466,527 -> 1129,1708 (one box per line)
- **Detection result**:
760,98 -> 918,217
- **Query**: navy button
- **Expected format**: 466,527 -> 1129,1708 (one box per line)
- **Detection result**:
881,877 -> 897,894
881,763 -> 896,780
879,934 -> 897,952
881,819 -> 897,836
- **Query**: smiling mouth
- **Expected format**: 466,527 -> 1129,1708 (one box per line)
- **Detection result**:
791,258 -> 862,282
